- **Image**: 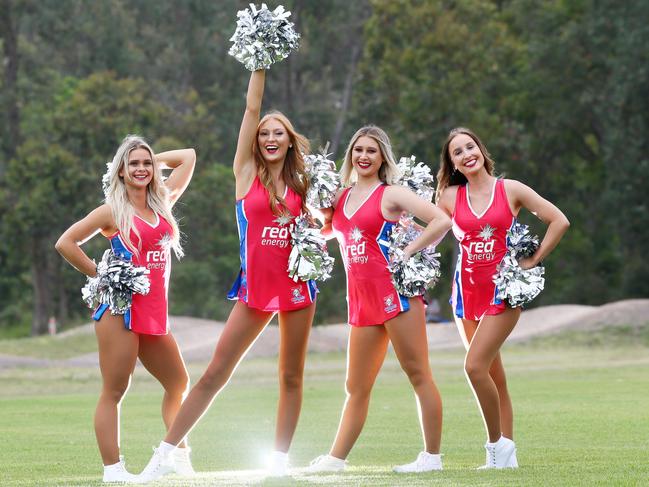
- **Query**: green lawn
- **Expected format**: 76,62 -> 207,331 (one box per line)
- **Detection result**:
2,335 -> 649,486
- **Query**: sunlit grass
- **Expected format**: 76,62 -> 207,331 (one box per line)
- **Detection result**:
2,330 -> 649,486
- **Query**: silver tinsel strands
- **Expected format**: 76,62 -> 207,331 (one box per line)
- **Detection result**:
81,249 -> 150,315
493,223 -> 545,307
396,155 -> 435,202
229,3 -> 300,71
287,215 -> 334,282
387,217 -> 442,297
304,149 -> 340,209
101,162 -> 112,197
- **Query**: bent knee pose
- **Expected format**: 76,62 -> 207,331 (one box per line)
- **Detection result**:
436,127 -> 569,468
139,69 -> 317,481
307,126 -> 452,474
55,136 -> 196,482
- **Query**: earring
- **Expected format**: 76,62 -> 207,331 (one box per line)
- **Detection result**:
289,144 -> 293,148
452,166 -> 457,174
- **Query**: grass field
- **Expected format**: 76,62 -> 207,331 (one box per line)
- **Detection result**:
2,326 -> 649,486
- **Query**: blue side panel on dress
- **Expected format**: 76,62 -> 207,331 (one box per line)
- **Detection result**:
227,200 -> 249,302
452,252 -> 465,318
492,218 -> 518,306
92,234 -> 132,329
307,279 -> 318,301
377,220 -> 410,313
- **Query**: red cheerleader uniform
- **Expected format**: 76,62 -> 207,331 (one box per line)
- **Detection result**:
451,179 -> 515,321
228,176 -> 317,311
93,213 -> 172,335
332,184 -> 409,326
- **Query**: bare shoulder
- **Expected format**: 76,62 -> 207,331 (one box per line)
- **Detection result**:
438,185 -> 459,212
503,178 -> 537,198
332,188 -> 347,209
503,178 -> 530,192
92,204 -> 117,234
384,184 -> 410,198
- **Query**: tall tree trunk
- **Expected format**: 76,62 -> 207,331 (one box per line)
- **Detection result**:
0,0 -> 21,168
284,0 -> 303,115
30,239 -> 53,336
56,263 -> 69,328
331,42 -> 362,156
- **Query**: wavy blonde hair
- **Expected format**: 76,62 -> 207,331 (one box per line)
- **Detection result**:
253,111 -> 311,216
340,125 -> 400,187
436,127 -> 496,203
104,135 -> 183,258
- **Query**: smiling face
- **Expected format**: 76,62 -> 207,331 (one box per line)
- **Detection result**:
120,147 -> 154,189
257,118 -> 291,164
351,135 -> 383,180
448,133 -> 486,176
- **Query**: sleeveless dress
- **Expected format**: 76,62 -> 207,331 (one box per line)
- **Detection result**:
93,213 -> 172,335
228,176 -> 317,311
451,179 -> 515,321
332,184 -> 409,326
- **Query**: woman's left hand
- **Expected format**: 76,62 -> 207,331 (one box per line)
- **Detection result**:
518,256 -> 538,270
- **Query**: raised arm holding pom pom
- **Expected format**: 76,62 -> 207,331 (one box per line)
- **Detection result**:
138,58 -> 318,478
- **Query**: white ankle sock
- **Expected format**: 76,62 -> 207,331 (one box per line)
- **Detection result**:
158,440 -> 176,455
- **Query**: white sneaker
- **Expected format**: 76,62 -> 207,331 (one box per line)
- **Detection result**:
135,447 -> 175,483
303,454 -> 347,473
267,450 -> 290,477
393,451 -> 443,473
103,456 -> 137,483
478,436 -> 516,469
172,446 -> 196,476
507,447 -> 519,468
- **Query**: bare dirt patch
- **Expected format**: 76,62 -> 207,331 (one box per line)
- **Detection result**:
1,300 -> 647,368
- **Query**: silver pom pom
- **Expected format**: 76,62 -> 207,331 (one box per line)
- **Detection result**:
507,221 -> 540,259
228,3 -> 300,71
388,217 -> 441,297
101,162 -> 112,197
396,155 -> 435,202
304,149 -> 340,209
81,249 -> 150,315
493,223 -> 545,307
287,215 -> 334,282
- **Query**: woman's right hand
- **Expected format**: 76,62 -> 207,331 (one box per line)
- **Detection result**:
55,205 -> 115,276
233,70 -> 266,198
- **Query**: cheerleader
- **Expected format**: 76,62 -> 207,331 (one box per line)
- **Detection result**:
138,70 -> 316,481
436,127 -> 569,468
306,126 -> 451,473
55,136 -> 196,482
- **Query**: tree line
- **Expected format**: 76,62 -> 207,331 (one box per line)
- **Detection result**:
1,0 -> 647,335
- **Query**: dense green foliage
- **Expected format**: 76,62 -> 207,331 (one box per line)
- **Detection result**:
1,0 -> 647,334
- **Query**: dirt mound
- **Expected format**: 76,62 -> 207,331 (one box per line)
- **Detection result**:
140,299 -> 649,362
1,300 -> 647,368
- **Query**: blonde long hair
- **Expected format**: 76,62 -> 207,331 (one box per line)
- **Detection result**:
436,127 -> 496,203
253,111 -> 310,216
340,125 -> 400,187
104,135 -> 184,258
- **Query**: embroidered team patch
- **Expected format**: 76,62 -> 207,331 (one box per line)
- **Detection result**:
291,286 -> 306,304
384,294 -> 397,313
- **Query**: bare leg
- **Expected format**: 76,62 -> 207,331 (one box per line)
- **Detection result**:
457,317 -> 514,439
94,314 -> 139,465
274,303 -> 315,452
138,333 -> 190,448
386,299 -> 442,453
163,302 -> 273,445
329,325 -> 389,460
463,308 -> 521,442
